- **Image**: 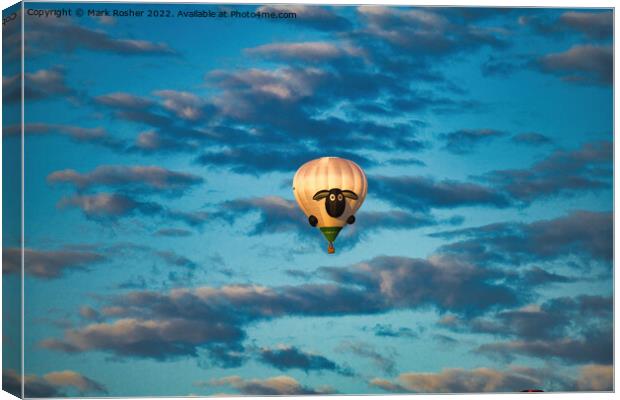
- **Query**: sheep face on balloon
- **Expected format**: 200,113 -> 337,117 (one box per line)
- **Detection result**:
313,188 -> 359,218
292,157 -> 367,254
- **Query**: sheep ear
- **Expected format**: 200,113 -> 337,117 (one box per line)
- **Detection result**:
313,190 -> 330,201
342,190 -> 358,200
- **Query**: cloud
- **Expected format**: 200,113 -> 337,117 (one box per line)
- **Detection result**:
79,7 -> 489,171
213,196 -> 306,236
155,228 -> 193,237
434,210 -> 612,265
370,175 -> 509,211
432,334 -> 458,346
4,68 -> 72,103
481,55 -> 525,77
48,165 -> 203,196
42,255 -> 521,360
204,56 -> 447,158
200,63 -> 427,169
538,44 -> 612,85
339,210 -> 439,248
369,378 -> 407,393
482,141 -> 612,203
79,306 -> 102,321
246,41 -> 362,63
575,364 -> 613,391
519,266 -> 575,286
4,123 -> 127,150
60,6 -> 501,176
25,17 -> 176,56
284,269 -> 312,280
92,91 -> 223,155
94,92 -> 154,110
92,14 -> 116,26
94,91 -> 182,131
440,8 -> 515,22
57,193 -> 208,227
258,345 -> 351,375
132,130 -> 204,154
41,317 -> 245,359
356,6 -> 507,58
439,129 -> 506,154
338,341 -> 396,375
521,11 -> 612,41
115,276 -> 147,290
386,92 -> 482,115
58,193 -> 160,218
3,369 -> 107,397
368,324 -> 419,338
449,295 -> 613,365
207,66 -> 330,118
370,366 -> 544,393
3,247 -> 106,279
209,65 -> 367,117
476,329 -> 612,365
511,132 -> 553,146
43,371 -> 107,394
212,195 -> 438,249
153,90 -> 210,121
156,250 -> 197,269
256,5 -> 352,31
559,12 -> 613,40
443,295 -> 611,342
381,157 -> 426,167
166,209 -> 209,227
205,375 -> 335,395
197,146 -> 375,175
92,90 -> 223,156
95,69 -> 424,165
320,256 -> 521,317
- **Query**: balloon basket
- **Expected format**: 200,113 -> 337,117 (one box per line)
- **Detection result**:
327,242 -> 335,254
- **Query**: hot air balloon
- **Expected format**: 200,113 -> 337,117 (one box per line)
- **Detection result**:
292,157 -> 367,254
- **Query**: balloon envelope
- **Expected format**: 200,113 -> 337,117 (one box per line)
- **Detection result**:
293,157 -> 367,246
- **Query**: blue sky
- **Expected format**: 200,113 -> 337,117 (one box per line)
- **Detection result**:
2,2 -> 613,396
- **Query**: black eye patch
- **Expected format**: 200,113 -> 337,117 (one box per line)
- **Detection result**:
341,190 -> 358,200
313,190 -> 330,201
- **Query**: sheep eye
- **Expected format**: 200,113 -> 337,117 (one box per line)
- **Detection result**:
337,194 -> 343,201
329,194 -> 336,201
